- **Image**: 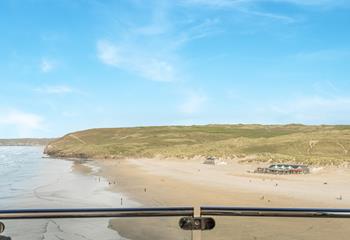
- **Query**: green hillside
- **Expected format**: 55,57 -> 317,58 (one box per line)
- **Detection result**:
44,125 -> 350,165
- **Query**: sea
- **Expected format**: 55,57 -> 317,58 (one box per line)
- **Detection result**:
0,146 -> 137,240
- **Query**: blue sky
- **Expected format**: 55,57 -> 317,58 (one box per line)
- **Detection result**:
1,0 -> 350,138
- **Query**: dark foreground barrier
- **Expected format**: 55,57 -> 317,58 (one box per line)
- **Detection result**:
1,207 -> 350,239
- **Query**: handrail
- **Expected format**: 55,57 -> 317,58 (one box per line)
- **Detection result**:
2,206 -> 350,220
0,207 -> 194,219
201,206 -> 350,218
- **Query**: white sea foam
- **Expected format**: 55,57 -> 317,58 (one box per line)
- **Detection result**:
0,146 -> 137,239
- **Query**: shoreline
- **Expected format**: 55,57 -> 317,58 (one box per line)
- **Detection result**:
81,157 -> 350,239
0,146 -> 126,240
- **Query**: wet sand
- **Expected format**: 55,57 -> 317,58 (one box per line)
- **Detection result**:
0,146 -> 136,240
92,157 -> 350,240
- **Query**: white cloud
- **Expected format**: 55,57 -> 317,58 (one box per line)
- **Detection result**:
0,109 -> 44,137
183,0 -> 346,7
265,96 -> 350,123
95,1 -> 233,83
131,1 -> 169,36
271,0 -> 347,7
97,40 -> 176,82
40,58 -> 56,73
96,0 -> 226,83
96,0 -> 315,84
35,85 -> 73,94
175,18 -> 222,46
239,8 -> 296,23
181,0 -> 348,23
97,41 -> 121,66
179,91 -> 207,114
182,0 -> 241,7
294,49 -> 350,62
312,80 -> 338,97
181,0 -> 297,23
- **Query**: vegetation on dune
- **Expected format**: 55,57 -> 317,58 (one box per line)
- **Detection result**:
44,124 -> 350,166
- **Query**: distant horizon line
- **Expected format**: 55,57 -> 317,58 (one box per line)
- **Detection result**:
1,123 -> 350,139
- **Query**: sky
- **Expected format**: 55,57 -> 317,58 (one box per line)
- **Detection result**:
0,0 -> 350,138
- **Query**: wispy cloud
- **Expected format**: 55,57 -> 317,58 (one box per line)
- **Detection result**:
265,96 -> 350,123
182,0 -> 241,7
40,58 -> 57,73
183,0 -> 347,7
181,0 -> 348,23
238,8 -> 296,23
294,49 -> 350,62
96,1 -> 227,82
312,80 -> 339,97
97,40 -> 176,82
0,109 -> 44,137
175,18 -> 222,46
179,91 -> 207,114
96,40 -> 121,66
35,85 -> 74,94
180,1 -> 298,23
272,0 -> 348,7
131,1 -> 170,36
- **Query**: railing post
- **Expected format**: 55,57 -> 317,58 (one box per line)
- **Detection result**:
193,206 -> 201,240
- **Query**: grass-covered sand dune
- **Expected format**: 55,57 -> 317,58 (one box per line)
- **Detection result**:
44,124 -> 350,165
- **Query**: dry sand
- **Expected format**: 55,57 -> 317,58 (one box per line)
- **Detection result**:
91,158 -> 350,240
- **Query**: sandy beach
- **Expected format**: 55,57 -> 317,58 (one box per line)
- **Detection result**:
92,157 -> 350,239
2,147 -> 350,239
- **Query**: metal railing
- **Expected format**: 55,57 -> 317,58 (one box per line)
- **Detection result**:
3,206 -> 350,220
2,206 -> 350,237
201,206 -> 350,218
0,207 -> 193,219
